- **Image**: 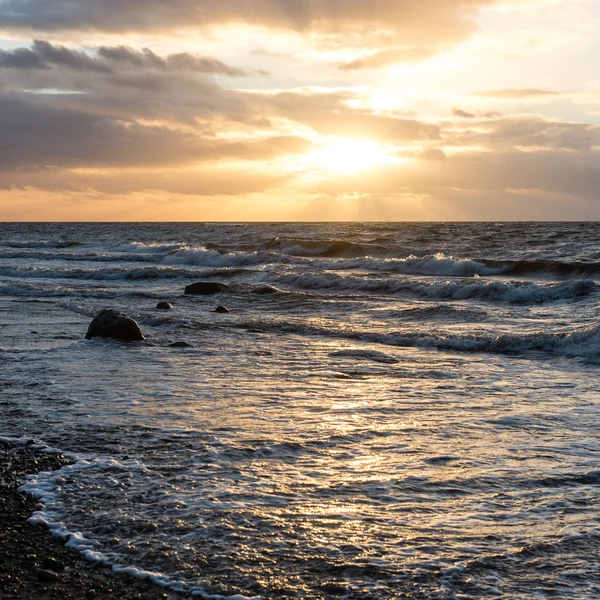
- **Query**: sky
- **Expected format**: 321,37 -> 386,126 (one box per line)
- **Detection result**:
0,0 -> 599,221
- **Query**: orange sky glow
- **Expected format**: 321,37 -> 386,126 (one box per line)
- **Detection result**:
0,0 -> 599,220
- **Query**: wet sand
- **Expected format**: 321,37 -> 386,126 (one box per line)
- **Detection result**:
0,442 -> 189,599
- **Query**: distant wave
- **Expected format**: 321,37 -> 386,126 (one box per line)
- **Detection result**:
0,282 -> 163,300
479,259 -> 600,279
272,272 -> 598,303
3,240 -> 83,249
0,249 -> 159,264
162,247 -> 285,268
312,254 -> 508,276
0,265 -> 252,282
241,320 -> 600,362
264,237 -> 390,258
372,305 -> 491,322
110,242 -> 185,254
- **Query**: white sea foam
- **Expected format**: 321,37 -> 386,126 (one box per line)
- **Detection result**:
18,452 -> 259,600
313,254 -> 508,277
163,248 -> 284,268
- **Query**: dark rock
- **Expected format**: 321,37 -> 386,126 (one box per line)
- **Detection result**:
85,309 -> 144,342
42,558 -> 65,573
37,569 -> 59,583
156,302 -> 173,311
169,342 -> 193,348
184,282 -> 229,296
214,306 -> 229,314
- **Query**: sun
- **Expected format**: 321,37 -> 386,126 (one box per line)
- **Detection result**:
312,138 -> 391,174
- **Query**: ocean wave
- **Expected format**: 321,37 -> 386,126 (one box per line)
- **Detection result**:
0,249 -> 159,264
313,254 -> 507,276
3,240 -> 83,249
372,305 -> 491,322
272,272 -> 598,304
480,259 -> 600,279
0,282 -> 166,300
242,321 -> 600,362
0,265 -> 250,282
110,242 -> 184,254
162,248 -> 285,268
266,237 -> 390,258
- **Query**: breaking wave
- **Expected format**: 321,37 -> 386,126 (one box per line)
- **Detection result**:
242,321 -> 600,362
272,272 -> 598,304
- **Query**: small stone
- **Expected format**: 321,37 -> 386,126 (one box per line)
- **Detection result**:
42,558 -> 65,572
156,302 -> 173,310
214,306 -> 229,314
169,342 -> 193,348
37,569 -> 59,583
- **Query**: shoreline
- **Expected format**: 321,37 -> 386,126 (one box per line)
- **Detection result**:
0,442 -> 191,600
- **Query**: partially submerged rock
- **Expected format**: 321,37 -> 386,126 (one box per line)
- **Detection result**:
85,309 -> 144,342
215,306 -> 229,314
169,341 -> 193,348
185,282 -> 230,296
156,302 -> 173,310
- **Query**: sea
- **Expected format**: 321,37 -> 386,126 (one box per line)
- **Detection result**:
0,222 -> 599,599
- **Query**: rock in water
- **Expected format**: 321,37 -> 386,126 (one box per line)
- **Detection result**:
185,282 -> 230,295
169,342 -> 193,348
156,302 -> 173,310
215,306 -> 229,314
85,309 -> 144,342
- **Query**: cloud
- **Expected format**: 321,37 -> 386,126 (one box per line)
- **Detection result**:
451,107 -> 476,118
0,40 -> 251,77
97,45 -> 250,76
473,88 -> 561,99
0,0 -> 495,65
0,0 -> 493,32
444,115 -> 600,151
0,90 -> 314,172
339,47 -> 437,71
0,39 -> 112,72
261,90 -> 441,141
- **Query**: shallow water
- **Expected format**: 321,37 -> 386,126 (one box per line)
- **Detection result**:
1,223 -> 599,599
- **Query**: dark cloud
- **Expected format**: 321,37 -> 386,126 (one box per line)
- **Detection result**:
97,45 -> 249,76
0,40 -> 251,77
0,92 -> 312,172
0,39 -> 112,72
473,88 -> 561,99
